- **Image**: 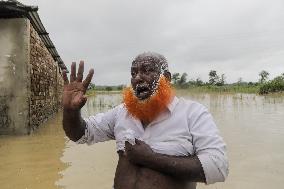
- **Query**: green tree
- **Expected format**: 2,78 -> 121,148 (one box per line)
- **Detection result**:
105,86 -> 113,91
216,74 -> 225,86
116,85 -> 125,90
172,73 -> 180,85
209,70 -> 219,85
259,70 -> 269,83
237,77 -> 243,85
259,74 -> 284,94
195,77 -> 203,86
178,73 -> 188,86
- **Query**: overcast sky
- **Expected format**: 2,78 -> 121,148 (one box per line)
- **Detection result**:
21,0 -> 284,85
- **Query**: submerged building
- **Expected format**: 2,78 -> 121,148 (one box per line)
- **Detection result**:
0,0 -> 67,134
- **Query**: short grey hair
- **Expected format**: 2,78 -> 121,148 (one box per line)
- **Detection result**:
132,52 -> 169,74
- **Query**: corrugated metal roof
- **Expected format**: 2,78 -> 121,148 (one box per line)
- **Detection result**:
0,0 -> 68,72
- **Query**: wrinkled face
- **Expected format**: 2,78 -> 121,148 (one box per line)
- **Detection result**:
131,60 -> 162,100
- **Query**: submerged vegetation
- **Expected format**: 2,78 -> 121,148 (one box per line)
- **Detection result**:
86,70 -> 284,95
183,84 -> 260,94
86,84 -> 125,95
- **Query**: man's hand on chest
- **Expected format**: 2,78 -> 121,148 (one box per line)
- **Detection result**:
125,139 -> 154,166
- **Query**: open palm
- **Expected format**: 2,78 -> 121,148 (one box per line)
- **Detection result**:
62,61 -> 94,110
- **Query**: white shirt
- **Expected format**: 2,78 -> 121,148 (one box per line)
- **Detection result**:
78,97 -> 229,184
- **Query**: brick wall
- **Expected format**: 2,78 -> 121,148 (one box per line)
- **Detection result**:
29,25 -> 63,131
0,96 -> 10,128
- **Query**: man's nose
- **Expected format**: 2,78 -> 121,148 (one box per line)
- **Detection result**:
134,72 -> 143,82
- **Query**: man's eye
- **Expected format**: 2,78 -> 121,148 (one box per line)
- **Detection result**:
131,71 -> 137,77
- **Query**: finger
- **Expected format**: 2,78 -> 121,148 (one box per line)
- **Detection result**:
62,70 -> 69,85
135,138 -> 142,144
82,95 -> 87,101
70,62 -> 76,82
79,95 -> 87,108
125,141 -> 132,150
80,94 -> 87,103
77,60 -> 84,82
83,69 -> 94,89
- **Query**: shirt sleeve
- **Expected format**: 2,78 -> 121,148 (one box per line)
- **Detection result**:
76,105 -> 121,145
189,102 -> 229,184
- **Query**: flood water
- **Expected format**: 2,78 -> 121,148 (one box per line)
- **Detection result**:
1,92 -> 284,189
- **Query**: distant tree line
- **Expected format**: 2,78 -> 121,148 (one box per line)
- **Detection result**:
87,70 -> 284,94
171,70 -> 284,94
171,70 -> 229,88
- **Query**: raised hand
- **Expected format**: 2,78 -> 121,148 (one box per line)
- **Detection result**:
62,61 -> 94,111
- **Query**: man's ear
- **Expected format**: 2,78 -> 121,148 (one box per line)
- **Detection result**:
163,71 -> 171,82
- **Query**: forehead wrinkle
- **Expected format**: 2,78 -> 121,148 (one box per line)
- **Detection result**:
131,52 -> 169,73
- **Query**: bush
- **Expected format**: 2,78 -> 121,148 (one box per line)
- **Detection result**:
259,76 -> 284,94
105,86 -> 113,91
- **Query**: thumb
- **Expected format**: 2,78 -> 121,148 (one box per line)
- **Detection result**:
82,95 -> 87,102
135,138 -> 142,144
125,141 -> 132,149
79,95 -> 87,108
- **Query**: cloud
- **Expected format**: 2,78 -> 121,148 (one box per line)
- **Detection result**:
22,0 -> 284,84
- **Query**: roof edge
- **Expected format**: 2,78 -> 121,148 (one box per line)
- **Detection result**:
0,0 -> 68,72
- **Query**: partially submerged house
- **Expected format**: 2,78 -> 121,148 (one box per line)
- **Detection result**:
0,0 -> 67,134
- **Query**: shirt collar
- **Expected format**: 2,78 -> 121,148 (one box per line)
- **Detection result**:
167,96 -> 179,114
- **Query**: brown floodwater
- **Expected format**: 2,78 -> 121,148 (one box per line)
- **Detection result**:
1,92 -> 284,189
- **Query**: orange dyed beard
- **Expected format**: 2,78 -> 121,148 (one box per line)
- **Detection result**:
123,76 -> 174,124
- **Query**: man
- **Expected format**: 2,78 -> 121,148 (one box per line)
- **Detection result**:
62,52 -> 228,189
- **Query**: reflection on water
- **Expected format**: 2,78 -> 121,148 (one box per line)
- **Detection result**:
0,114 -> 66,189
178,92 -> 284,189
0,92 -> 284,189
57,94 -> 122,189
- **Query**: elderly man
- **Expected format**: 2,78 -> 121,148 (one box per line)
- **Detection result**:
62,52 -> 228,189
